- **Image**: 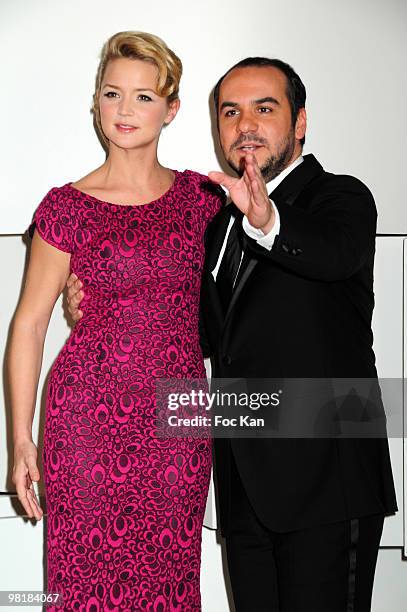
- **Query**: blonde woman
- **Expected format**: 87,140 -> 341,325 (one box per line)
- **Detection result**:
10,31 -> 224,611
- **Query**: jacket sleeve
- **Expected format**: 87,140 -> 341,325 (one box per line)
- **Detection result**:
199,304 -> 212,358
244,175 -> 377,282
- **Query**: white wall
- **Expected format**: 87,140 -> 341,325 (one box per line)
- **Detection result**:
1,0 -> 406,233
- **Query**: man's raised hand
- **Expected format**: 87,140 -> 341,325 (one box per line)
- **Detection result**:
209,153 -> 275,234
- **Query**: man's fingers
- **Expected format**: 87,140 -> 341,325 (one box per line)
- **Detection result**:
74,310 -> 83,322
246,156 -> 267,194
73,291 -> 84,305
208,171 -> 238,192
246,152 -> 260,171
250,178 -> 266,208
71,281 -> 83,293
67,275 -> 82,298
243,166 -> 264,207
69,305 -> 83,321
68,287 -> 83,305
246,154 -> 263,181
66,273 -> 78,288
208,171 -> 226,183
251,177 -> 264,199
243,170 -> 252,194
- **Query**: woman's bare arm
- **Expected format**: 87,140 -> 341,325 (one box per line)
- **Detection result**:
8,229 -> 71,519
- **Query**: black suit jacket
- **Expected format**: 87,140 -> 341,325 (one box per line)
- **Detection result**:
200,154 -> 397,534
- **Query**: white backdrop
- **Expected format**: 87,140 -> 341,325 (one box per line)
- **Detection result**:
1,0 -> 406,234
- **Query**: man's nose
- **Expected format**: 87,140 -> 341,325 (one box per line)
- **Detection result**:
237,111 -> 258,133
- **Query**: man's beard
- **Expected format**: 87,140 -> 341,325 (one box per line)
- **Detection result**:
227,128 -> 296,183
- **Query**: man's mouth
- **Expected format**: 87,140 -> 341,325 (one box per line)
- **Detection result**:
235,143 -> 264,152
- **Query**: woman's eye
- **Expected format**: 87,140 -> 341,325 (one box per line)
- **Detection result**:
138,94 -> 152,102
104,91 -> 118,98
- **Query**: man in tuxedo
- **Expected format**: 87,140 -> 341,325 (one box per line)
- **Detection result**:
201,57 -> 397,612
66,58 -> 397,611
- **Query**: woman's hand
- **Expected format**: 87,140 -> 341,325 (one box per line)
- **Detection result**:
66,273 -> 84,322
209,153 -> 275,234
12,440 -> 43,521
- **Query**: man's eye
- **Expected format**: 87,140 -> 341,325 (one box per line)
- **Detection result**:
258,107 -> 272,113
138,94 -> 152,102
224,109 -> 238,117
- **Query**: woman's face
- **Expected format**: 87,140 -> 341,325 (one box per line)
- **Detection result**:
99,57 -> 179,151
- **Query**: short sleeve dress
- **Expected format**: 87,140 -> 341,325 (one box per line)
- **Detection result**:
27,169 -> 225,612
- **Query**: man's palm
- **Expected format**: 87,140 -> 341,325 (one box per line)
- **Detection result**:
208,172 -> 251,214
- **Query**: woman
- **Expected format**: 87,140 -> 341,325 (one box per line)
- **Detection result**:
10,31 -> 224,611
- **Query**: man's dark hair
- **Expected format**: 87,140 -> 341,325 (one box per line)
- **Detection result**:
213,57 -> 306,146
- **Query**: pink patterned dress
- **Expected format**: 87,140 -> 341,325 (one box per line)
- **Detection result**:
27,170 -> 224,612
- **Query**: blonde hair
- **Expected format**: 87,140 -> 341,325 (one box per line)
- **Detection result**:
92,31 -> 183,150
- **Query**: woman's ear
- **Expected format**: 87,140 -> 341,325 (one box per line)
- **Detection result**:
164,98 -> 181,126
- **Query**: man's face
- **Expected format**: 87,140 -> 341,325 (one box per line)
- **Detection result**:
217,66 -> 306,182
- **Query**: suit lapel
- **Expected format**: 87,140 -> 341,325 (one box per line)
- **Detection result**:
201,202 -> 236,335
223,256 -> 258,325
204,202 -> 235,273
267,153 -> 323,206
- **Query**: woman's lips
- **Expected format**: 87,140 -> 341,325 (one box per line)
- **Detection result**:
115,124 -> 137,133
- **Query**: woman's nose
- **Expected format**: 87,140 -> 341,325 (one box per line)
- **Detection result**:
118,96 -> 134,116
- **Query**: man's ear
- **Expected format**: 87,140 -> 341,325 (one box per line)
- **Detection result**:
295,108 -> 307,142
164,98 -> 181,126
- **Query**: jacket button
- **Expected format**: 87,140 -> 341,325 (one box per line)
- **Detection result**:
282,243 -> 290,253
222,355 -> 232,366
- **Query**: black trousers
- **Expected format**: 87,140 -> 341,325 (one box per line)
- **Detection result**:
225,451 -> 384,612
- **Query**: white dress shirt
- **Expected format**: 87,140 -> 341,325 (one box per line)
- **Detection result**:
211,155 -> 304,281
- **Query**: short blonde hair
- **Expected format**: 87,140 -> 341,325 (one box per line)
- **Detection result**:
92,31 -> 183,150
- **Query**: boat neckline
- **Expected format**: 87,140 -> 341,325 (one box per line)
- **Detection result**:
65,169 -> 182,208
